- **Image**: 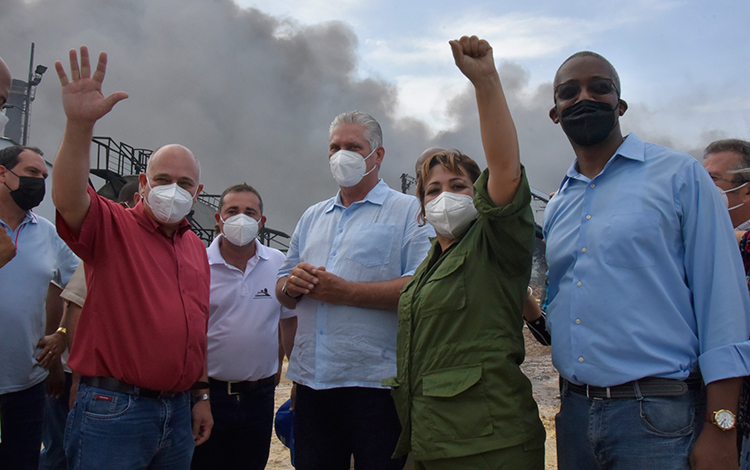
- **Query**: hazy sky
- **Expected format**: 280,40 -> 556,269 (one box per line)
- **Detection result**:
2,0 -> 748,237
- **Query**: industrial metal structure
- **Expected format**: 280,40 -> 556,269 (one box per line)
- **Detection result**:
89,136 -> 290,250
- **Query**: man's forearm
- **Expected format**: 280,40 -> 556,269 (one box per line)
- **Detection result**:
52,122 -> 96,233
705,377 -> 742,422
45,283 -> 65,335
61,301 -> 83,350
690,377 -> 742,470
340,276 -> 410,310
280,316 -> 297,359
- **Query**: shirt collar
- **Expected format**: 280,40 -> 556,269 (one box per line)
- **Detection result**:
559,134 -> 644,193
23,211 -> 38,225
326,179 -> 389,213
207,235 -> 267,266
0,211 -> 38,231
736,218 -> 750,231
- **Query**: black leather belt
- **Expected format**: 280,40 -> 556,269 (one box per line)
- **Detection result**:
209,376 -> 275,395
81,376 -> 177,399
563,374 -> 703,399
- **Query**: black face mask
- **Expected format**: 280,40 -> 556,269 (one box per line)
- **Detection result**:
5,170 -> 45,211
559,100 -> 618,147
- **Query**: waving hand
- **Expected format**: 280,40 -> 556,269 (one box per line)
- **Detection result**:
55,46 -> 128,125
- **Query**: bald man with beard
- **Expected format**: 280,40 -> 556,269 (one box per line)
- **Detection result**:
52,46 -> 213,469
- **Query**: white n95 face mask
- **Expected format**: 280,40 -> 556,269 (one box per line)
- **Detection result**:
146,181 -> 196,224
329,148 -> 377,187
718,182 -> 748,211
424,191 -> 478,239
220,213 -> 259,247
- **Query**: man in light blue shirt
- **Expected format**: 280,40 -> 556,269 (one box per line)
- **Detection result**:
276,111 -> 433,470
544,52 -> 750,470
0,145 -> 79,469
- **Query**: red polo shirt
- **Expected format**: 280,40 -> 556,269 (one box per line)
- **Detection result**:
57,186 -> 210,392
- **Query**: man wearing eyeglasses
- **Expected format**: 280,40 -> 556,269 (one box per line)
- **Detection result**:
703,139 -> 750,470
543,52 -> 750,470
704,140 -> 750,232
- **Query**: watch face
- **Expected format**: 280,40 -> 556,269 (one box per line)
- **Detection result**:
716,410 -> 736,429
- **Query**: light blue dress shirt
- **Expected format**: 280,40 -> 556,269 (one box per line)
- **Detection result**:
543,134 -> 750,387
278,179 -> 434,389
0,212 -> 79,393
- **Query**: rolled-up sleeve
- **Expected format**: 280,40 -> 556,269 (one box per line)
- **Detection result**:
681,161 -> 750,384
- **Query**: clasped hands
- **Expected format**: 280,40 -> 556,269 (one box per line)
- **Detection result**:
285,263 -> 349,304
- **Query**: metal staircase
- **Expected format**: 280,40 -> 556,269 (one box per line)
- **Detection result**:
89,137 -> 290,251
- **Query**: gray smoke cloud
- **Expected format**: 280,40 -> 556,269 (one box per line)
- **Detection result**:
0,0 -> 719,237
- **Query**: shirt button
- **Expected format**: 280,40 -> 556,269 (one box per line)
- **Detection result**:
586,215 -> 592,220
577,281 -> 582,287
575,319 -> 581,324
590,184 -> 596,188
579,357 -> 584,363
581,247 -> 587,253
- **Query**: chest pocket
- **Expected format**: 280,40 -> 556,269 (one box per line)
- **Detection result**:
417,253 -> 466,317
603,211 -> 661,269
346,223 -> 396,268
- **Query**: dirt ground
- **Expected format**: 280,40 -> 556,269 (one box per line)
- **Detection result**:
266,326 -> 560,469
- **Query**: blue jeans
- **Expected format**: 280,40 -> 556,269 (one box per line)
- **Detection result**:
191,377 -> 275,470
556,382 -> 705,470
741,434 -> 750,470
0,381 -> 45,470
65,383 -> 194,470
39,371 -> 73,470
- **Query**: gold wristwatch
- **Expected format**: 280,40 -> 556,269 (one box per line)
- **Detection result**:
707,409 -> 736,431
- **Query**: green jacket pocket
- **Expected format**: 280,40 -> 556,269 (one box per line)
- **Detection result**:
415,363 -> 493,441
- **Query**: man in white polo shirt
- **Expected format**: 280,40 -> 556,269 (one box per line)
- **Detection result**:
191,183 -> 297,470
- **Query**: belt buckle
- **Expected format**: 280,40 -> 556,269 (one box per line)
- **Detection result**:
157,392 -> 176,400
586,385 -> 610,400
227,381 -> 240,395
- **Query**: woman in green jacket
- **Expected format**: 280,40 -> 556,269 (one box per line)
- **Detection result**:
386,36 -> 545,470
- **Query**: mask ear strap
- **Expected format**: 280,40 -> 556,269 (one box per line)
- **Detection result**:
724,181 -> 749,195
728,202 -> 745,211
362,165 -> 377,178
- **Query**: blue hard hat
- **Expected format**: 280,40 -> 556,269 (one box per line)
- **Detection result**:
275,398 -> 295,466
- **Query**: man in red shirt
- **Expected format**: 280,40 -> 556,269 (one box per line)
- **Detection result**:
52,46 -> 213,469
